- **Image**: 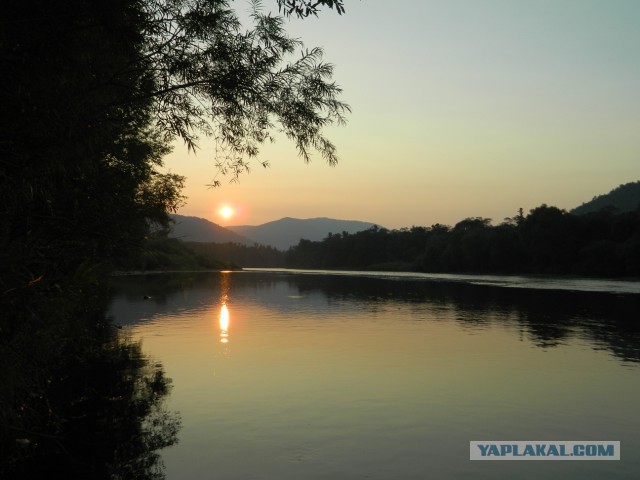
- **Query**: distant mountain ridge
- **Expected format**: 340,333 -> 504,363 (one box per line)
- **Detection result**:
229,217 -> 380,250
168,214 -> 380,251
168,214 -> 253,244
572,181 -> 640,215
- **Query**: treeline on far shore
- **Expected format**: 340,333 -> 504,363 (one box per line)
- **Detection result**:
116,237 -> 286,271
285,205 -> 640,277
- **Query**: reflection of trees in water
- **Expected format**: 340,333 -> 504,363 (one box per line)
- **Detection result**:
281,273 -> 640,363
0,311 -> 180,480
109,271 -> 640,364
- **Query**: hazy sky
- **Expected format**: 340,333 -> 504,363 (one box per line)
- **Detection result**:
164,0 -> 640,229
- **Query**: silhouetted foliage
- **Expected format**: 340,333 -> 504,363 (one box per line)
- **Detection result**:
286,205 -> 640,277
277,0 -> 345,17
140,0 -> 349,180
2,0 -> 184,297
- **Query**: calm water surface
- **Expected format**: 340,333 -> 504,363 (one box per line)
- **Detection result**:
108,270 -> 640,479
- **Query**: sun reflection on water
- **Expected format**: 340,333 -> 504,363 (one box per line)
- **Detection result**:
218,272 -> 231,344
219,303 -> 230,343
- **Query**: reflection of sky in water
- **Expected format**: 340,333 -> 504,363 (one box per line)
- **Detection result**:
250,268 -> 640,294
108,271 -> 640,480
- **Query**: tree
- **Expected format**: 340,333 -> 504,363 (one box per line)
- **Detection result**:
520,205 -> 578,272
2,1 -> 181,284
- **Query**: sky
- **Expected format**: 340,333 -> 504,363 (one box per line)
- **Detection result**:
163,0 -> 640,229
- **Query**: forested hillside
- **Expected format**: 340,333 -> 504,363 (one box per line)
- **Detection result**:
286,205 -> 640,277
168,214 -> 253,243
572,181 -> 640,215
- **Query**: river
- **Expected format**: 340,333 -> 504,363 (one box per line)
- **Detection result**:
108,269 -> 640,479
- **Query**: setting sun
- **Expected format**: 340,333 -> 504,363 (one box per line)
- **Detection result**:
219,206 -> 234,219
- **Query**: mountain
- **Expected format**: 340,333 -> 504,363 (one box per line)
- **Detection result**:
228,217 -> 380,250
168,214 -> 253,244
571,181 -> 640,215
